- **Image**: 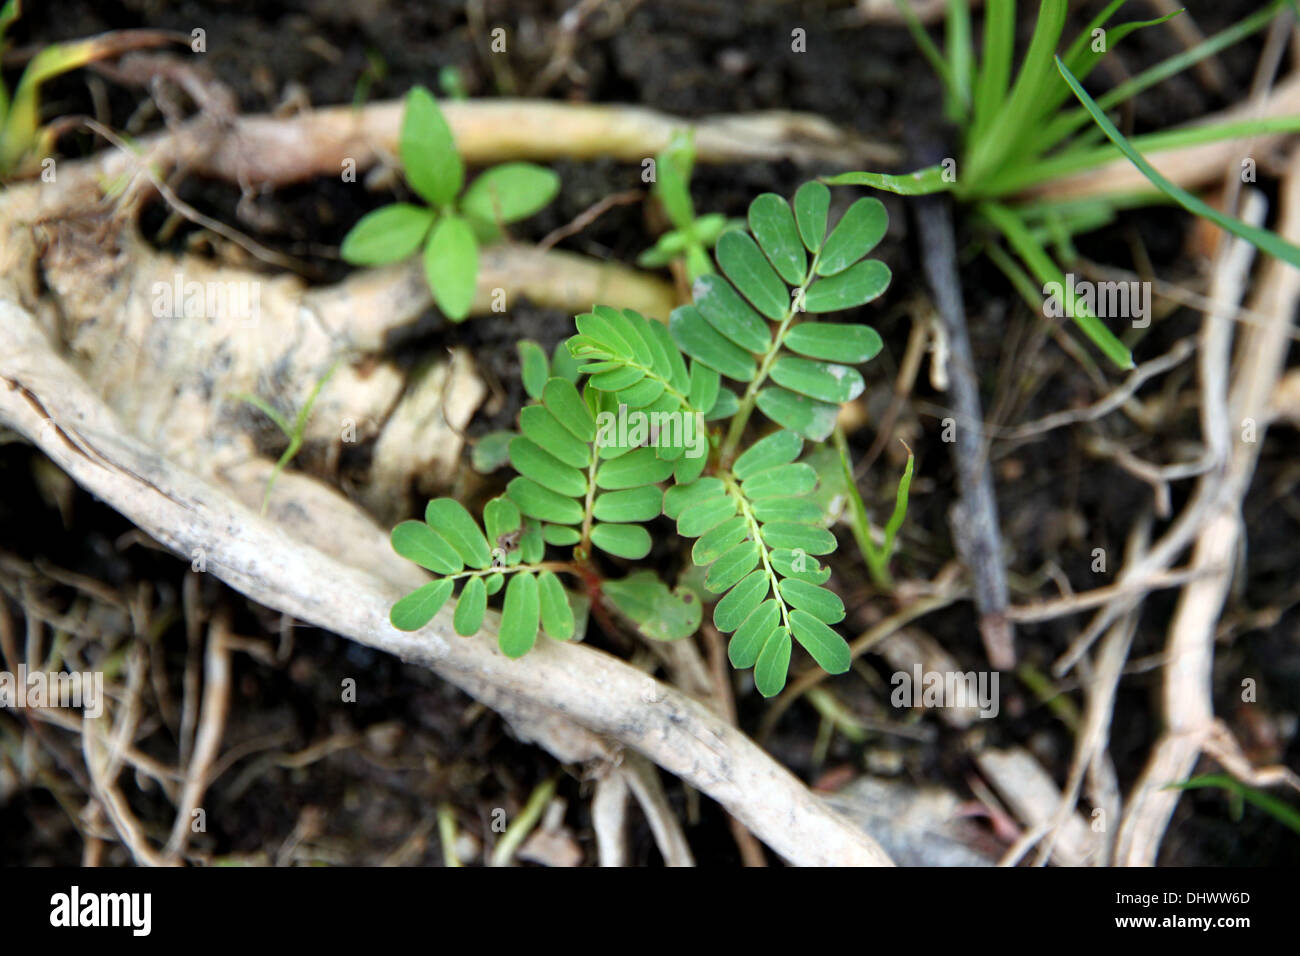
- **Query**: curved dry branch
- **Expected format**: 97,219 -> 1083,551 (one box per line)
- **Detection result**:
0,298 -> 893,867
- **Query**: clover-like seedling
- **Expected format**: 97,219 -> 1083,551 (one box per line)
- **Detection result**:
340,85 -> 560,321
391,180 -> 897,697
637,131 -> 740,283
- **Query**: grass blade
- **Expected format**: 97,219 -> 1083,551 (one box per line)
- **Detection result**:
1032,0 -> 1284,155
970,0 -> 1014,144
1167,774 -> 1300,836
892,0 -> 959,111
944,0 -> 974,123
966,0 -> 1067,184
823,164 -> 951,196
980,114 -> 1300,198
1058,56 -> 1300,270
979,200 -> 1134,369
832,427 -> 913,589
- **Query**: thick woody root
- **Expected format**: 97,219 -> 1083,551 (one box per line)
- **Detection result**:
0,296 -> 894,866
134,98 -> 899,188
0,139 -> 676,520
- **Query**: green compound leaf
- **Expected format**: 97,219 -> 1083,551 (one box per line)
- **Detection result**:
751,496 -> 823,523
543,377 -> 596,442
760,522 -> 836,555
754,626 -> 792,697
339,203 -> 433,265
603,570 -> 702,641
804,259 -> 892,313
816,197 -> 888,276
542,524 -> 581,546
424,499 -> 492,569
537,569 -> 575,640
550,341 -> 583,384
713,568 -> 770,631
728,601 -> 780,669
783,322 -> 882,363
664,477 -> 724,519
769,356 -> 865,404
472,430 -> 515,473
453,575 -> 487,636
506,476 -> 584,525
391,520 -> 463,574
461,162 -> 560,224
793,181 -> 831,252
587,364 -> 644,392
677,494 -> 739,537
483,502 -> 522,567
519,405 -> 589,469
778,578 -> 845,624
519,517 -> 545,564
669,306 -> 757,382
390,578 -> 455,631
689,362 -> 721,418
424,213 -> 478,321
592,486 -> 663,523
755,386 -> 840,441
770,548 -> 831,585
591,522 -> 653,559
595,446 -> 675,490
748,192 -> 808,285
716,229 -> 789,320
509,436 -> 587,498
741,462 -> 817,499
401,86 -> 463,206
693,274 -> 771,353
704,539 -> 760,594
691,515 -> 749,565
499,572 -> 540,658
788,609 -> 851,674
732,429 -> 803,479
518,341 -> 549,400
675,451 -> 709,484
483,496 -> 522,555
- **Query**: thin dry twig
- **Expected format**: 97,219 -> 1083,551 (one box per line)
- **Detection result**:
164,611 -> 232,859
914,187 -> 1013,670
1116,160 -> 1300,866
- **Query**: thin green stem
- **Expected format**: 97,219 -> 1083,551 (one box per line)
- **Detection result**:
444,560 -> 576,584
722,470 -> 790,632
832,426 -> 891,589
579,450 -> 599,551
719,250 -> 822,464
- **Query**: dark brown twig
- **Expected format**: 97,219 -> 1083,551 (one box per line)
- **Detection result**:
912,182 -> 1014,670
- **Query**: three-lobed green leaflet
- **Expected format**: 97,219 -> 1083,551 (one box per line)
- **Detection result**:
339,85 -> 560,321
387,177 -> 893,698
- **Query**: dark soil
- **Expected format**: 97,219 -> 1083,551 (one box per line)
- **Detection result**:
2,0 -> 1297,865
